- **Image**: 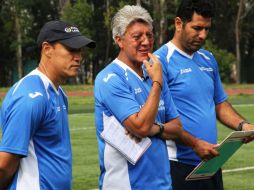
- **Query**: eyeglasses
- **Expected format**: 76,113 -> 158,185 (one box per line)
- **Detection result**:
128,32 -> 154,43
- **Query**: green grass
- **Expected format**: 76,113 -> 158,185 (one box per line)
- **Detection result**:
68,104 -> 254,190
228,94 -> 254,105
217,105 -> 254,190
1,86 -> 254,189
68,96 -> 94,114
63,84 -> 94,92
67,96 -> 254,190
69,113 -> 99,189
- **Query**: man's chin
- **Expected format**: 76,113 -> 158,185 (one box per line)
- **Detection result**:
139,55 -> 149,62
67,72 -> 79,78
191,45 -> 202,52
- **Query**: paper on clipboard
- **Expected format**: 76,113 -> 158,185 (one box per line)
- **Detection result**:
101,114 -> 152,165
185,130 -> 254,181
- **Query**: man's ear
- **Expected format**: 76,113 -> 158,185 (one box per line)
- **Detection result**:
175,17 -> 183,32
41,42 -> 53,57
114,36 -> 123,49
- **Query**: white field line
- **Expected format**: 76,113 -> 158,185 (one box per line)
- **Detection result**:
233,104 -> 254,107
88,167 -> 254,190
223,166 -> 254,173
69,103 -> 254,131
70,104 -> 254,190
87,167 -> 254,190
70,127 -> 94,131
69,103 -> 254,116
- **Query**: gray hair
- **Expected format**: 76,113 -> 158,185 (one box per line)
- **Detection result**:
111,5 -> 153,41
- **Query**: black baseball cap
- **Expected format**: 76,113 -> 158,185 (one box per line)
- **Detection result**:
37,20 -> 96,49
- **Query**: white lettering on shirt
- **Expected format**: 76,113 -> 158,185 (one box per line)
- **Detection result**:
180,68 -> 192,74
199,67 -> 213,72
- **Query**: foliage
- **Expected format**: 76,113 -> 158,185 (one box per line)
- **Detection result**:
0,0 -> 60,86
204,40 -> 237,83
0,0 -> 254,86
61,0 -> 93,37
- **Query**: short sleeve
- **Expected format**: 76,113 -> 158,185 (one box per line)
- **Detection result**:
210,55 -> 228,104
95,73 -> 140,123
0,90 -> 46,156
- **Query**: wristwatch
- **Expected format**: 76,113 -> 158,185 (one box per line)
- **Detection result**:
237,120 -> 249,131
154,122 -> 165,137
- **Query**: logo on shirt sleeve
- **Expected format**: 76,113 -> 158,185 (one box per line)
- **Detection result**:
29,92 -> 43,98
103,73 -> 116,82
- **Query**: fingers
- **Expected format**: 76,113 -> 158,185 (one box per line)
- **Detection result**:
143,53 -> 162,83
147,53 -> 160,64
143,59 -> 150,69
194,141 -> 220,161
143,53 -> 160,68
125,128 -> 141,143
198,148 -> 219,161
243,135 -> 254,144
209,148 -> 220,157
242,124 -> 254,143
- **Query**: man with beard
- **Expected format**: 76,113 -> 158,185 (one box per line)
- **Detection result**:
154,0 -> 254,190
94,5 -> 220,190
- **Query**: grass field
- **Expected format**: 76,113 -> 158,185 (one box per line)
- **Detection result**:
68,94 -> 254,190
0,86 -> 254,189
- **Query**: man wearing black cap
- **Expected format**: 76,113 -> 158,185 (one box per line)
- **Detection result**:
0,20 -> 95,190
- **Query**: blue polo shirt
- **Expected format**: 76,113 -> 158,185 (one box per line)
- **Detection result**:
154,42 -> 228,166
0,69 -> 72,190
94,59 -> 179,190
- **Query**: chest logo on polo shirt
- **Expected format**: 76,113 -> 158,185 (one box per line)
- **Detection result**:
29,91 -> 43,98
180,68 -> 192,74
158,100 -> 165,111
103,73 -> 116,82
199,67 -> 213,72
134,88 -> 142,94
57,106 -> 61,112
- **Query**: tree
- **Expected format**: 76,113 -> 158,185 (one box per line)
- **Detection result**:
0,0 -> 34,80
0,0 -> 60,86
235,0 -> 254,83
1,0 -> 253,86
204,40 -> 236,83
151,0 -> 176,48
61,0 -> 96,83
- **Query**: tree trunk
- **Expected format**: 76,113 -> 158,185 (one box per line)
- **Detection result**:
104,0 -> 111,64
15,7 -> 23,79
235,0 -> 244,84
153,0 -> 167,48
159,0 -> 166,45
58,0 -> 68,13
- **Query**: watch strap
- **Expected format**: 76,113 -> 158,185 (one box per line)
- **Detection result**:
237,120 -> 249,131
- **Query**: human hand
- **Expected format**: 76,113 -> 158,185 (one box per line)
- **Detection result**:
148,124 -> 161,137
193,139 -> 219,161
143,53 -> 163,87
125,128 -> 142,143
242,123 -> 254,143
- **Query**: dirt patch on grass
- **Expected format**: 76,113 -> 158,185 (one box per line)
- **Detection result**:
225,88 -> 254,95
